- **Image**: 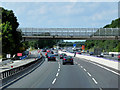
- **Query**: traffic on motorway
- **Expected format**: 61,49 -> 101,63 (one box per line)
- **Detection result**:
42,48 -> 74,65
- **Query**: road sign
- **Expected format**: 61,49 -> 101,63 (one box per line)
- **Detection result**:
73,44 -> 76,47
6,54 -> 11,58
82,45 -> 85,50
17,53 -> 22,56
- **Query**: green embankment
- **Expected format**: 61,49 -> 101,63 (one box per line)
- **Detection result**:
85,18 -> 120,52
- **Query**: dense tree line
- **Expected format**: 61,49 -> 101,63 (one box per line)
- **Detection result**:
85,18 -> 120,52
28,40 -> 60,49
0,7 -> 27,58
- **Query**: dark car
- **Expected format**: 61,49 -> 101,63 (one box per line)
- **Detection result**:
62,56 -> 74,65
42,49 -> 46,52
90,52 -> 94,55
60,53 -> 67,59
47,54 -> 56,61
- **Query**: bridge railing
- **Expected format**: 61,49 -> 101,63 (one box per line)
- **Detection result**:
17,28 -> 120,37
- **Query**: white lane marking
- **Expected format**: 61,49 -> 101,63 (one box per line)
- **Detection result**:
59,64 -> 60,68
56,73 -> 59,77
87,72 -> 91,77
78,64 -> 80,65
83,68 -> 87,71
52,78 -> 57,84
92,78 -> 98,84
81,66 -> 83,68
89,61 -> 120,76
99,88 -> 103,90
58,69 -> 60,72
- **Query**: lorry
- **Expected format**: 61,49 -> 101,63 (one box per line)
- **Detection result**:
94,48 -> 103,57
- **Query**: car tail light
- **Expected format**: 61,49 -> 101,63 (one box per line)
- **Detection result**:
48,57 -> 50,58
71,58 -> 73,60
63,58 -> 66,60
54,57 -> 56,58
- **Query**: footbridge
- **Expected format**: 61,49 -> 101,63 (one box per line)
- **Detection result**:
17,28 -> 120,40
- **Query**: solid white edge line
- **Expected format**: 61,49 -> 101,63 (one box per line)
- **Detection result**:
92,78 -> 98,84
87,72 -> 92,77
90,61 -> 120,76
52,78 -> 56,84
56,73 -> 59,77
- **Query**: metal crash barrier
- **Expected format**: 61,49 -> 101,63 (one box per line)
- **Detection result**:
0,56 -> 45,87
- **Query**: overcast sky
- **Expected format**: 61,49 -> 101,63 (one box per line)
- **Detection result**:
1,1 -> 118,42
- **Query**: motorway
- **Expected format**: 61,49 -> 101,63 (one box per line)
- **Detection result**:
6,51 -> 119,89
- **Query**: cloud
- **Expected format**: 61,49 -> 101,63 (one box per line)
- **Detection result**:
1,0 -> 120,2
1,2 -> 118,28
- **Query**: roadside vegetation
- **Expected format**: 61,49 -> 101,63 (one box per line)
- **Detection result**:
85,18 -> 120,52
0,7 -> 28,58
0,7 -> 60,58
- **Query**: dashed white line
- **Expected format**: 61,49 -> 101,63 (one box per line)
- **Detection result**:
56,73 -> 59,77
81,66 -> 83,68
52,78 -> 56,84
92,78 -> 98,84
78,64 -> 80,65
58,69 -> 60,72
87,72 -> 91,77
83,68 -> 87,71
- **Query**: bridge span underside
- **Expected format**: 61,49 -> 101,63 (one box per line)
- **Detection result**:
18,28 -> 120,40
22,36 -> 120,40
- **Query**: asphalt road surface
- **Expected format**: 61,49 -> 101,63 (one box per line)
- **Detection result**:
6,51 -> 119,89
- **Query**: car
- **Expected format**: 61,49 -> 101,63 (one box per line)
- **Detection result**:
54,52 -> 58,56
45,52 -> 51,58
97,53 -> 104,57
118,54 -> 120,60
47,54 -> 56,61
90,52 -> 94,55
51,51 -> 54,54
60,53 -> 67,59
42,49 -> 46,52
62,56 -> 74,65
46,50 -> 50,52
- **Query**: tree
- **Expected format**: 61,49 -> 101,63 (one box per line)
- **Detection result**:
85,18 -> 120,52
0,7 -> 22,57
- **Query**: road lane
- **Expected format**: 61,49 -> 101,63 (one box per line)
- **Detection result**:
51,57 -> 99,88
74,57 -> 119,88
7,58 -> 59,88
6,51 -> 119,89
